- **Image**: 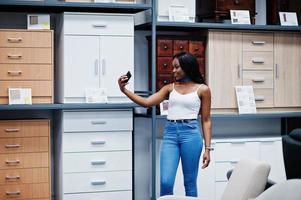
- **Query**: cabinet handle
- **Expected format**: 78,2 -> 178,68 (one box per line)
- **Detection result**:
252,41 -> 266,45
91,140 -> 106,145
7,71 -> 22,76
275,64 -> 279,78
230,141 -> 245,145
6,191 -> 21,196
255,96 -> 265,101
91,121 -> 106,125
252,58 -> 265,64
92,23 -> 107,28
252,78 -> 265,82
230,161 -> 238,165
6,160 -> 20,165
91,180 -> 106,185
163,63 -> 168,68
94,59 -> 99,76
7,54 -> 22,59
195,48 -> 199,51
6,175 -> 20,180
5,128 -> 20,132
163,45 -> 168,50
7,37 -> 23,43
234,0 -> 240,5
179,45 -> 183,50
237,64 -> 241,78
5,144 -> 21,148
101,59 -> 106,75
91,160 -> 106,165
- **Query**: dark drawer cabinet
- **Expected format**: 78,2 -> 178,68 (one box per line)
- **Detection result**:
197,0 -> 255,22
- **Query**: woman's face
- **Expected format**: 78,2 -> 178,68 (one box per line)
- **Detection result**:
172,58 -> 186,81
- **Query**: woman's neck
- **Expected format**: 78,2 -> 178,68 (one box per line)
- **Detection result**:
177,76 -> 192,83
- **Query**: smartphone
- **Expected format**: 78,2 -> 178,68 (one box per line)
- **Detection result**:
125,71 -> 132,82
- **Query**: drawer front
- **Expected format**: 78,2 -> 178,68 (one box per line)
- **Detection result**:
216,0 -> 255,11
157,74 -> 174,90
157,39 -> 173,56
64,191 -> 132,200
64,14 -> 133,36
243,71 -> 273,88
0,48 -> 52,64
63,110 -> 132,132
215,162 -> 237,181
0,137 -> 49,154
0,183 -> 49,200
63,151 -> 132,173
0,120 -> 49,138
0,152 -> 49,169
0,64 -> 52,80
189,41 -> 205,57
157,57 -> 173,74
173,40 -> 188,55
215,141 -> 260,162
243,51 -> 273,70
0,31 -> 52,48
215,181 -> 228,200
0,81 -> 52,97
63,131 -> 132,153
243,33 -> 274,52
0,96 -> 52,104
0,168 -> 49,185
63,171 -> 132,193
254,88 -> 274,108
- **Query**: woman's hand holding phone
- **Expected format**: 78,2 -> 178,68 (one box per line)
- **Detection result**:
118,71 -> 131,92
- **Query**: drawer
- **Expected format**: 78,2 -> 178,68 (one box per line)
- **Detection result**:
215,162 -> 237,182
64,191 -> 132,200
0,81 -> 52,97
0,183 -> 49,200
157,57 -> 173,74
0,64 -> 52,80
243,51 -> 273,70
63,151 -> 132,173
63,110 -> 132,132
0,137 -> 49,154
0,30 -> 52,48
215,181 -> 228,200
189,41 -> 205,57
254,88 -> 274,108
0,152 -> 49,169
0,168 -> 49,185
157,39 -> 173,56
0,48 -> 52,64
215,141 -> 260,162
243,33 -> 274,52
243,71 -> 273,88
157,74 -> 174,90
64,14 -> 133,36
216,0 -> 255,11
63,171 -> 132,193
173,40 -> 188,55
0,120 -> 49,138
63,131 -> 132,152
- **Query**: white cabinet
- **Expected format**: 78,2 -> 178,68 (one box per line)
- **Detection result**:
56,110 -> 133,200
57,13 -> 134,103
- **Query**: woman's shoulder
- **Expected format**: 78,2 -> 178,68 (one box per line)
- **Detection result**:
196,84 -> 210,97
161,83 -> 174,93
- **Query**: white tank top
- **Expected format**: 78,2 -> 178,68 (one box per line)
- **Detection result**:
167,84 -> 202,120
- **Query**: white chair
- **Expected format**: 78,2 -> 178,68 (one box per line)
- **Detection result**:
158,159 -> 271,200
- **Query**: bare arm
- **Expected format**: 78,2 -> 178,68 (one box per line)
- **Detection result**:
118,75 -> 171,107
198,85 -> 212,169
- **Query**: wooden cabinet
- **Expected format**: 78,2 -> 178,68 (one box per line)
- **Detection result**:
0,29 -> 53,104
0,120 -> 51,200
207,31 -> 242,109
57,110 -> 133,200
274,33 -> 301,107
57,13 -> 134,103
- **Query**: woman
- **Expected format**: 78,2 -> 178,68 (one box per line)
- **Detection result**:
118,52 -> 212,197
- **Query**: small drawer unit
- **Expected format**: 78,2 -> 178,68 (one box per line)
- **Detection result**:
0,120 -> 51,200
57,109 -> 133,200
0,29 -> 53,104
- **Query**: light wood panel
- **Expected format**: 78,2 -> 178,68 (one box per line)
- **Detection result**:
0,183 -> 49,200
0,48 -> 52,64
0,64 -> 52,80
0,137 -> 49,153
0,168 -> 49,185
0,152 -> 49,169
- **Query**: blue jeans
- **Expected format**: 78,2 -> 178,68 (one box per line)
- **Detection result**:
160,120 -> 203,197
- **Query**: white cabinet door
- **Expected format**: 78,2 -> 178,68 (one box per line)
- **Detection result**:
64,35 -> 100,98
100,36 -> 134,98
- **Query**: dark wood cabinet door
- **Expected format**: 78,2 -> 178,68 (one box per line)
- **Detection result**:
215,0 -> 255,12
157,57 -> 173,74
189,41 -> 205,57
157,39 -> 173,56
157,74 -> 174,90
173,40 -> 189,55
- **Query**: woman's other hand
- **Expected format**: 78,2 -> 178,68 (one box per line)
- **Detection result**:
202,150 -> 210,169
118,75 -> 128,92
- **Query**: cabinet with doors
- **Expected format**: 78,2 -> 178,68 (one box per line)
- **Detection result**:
207,30 -> 301,111
57,12 -> 134,103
